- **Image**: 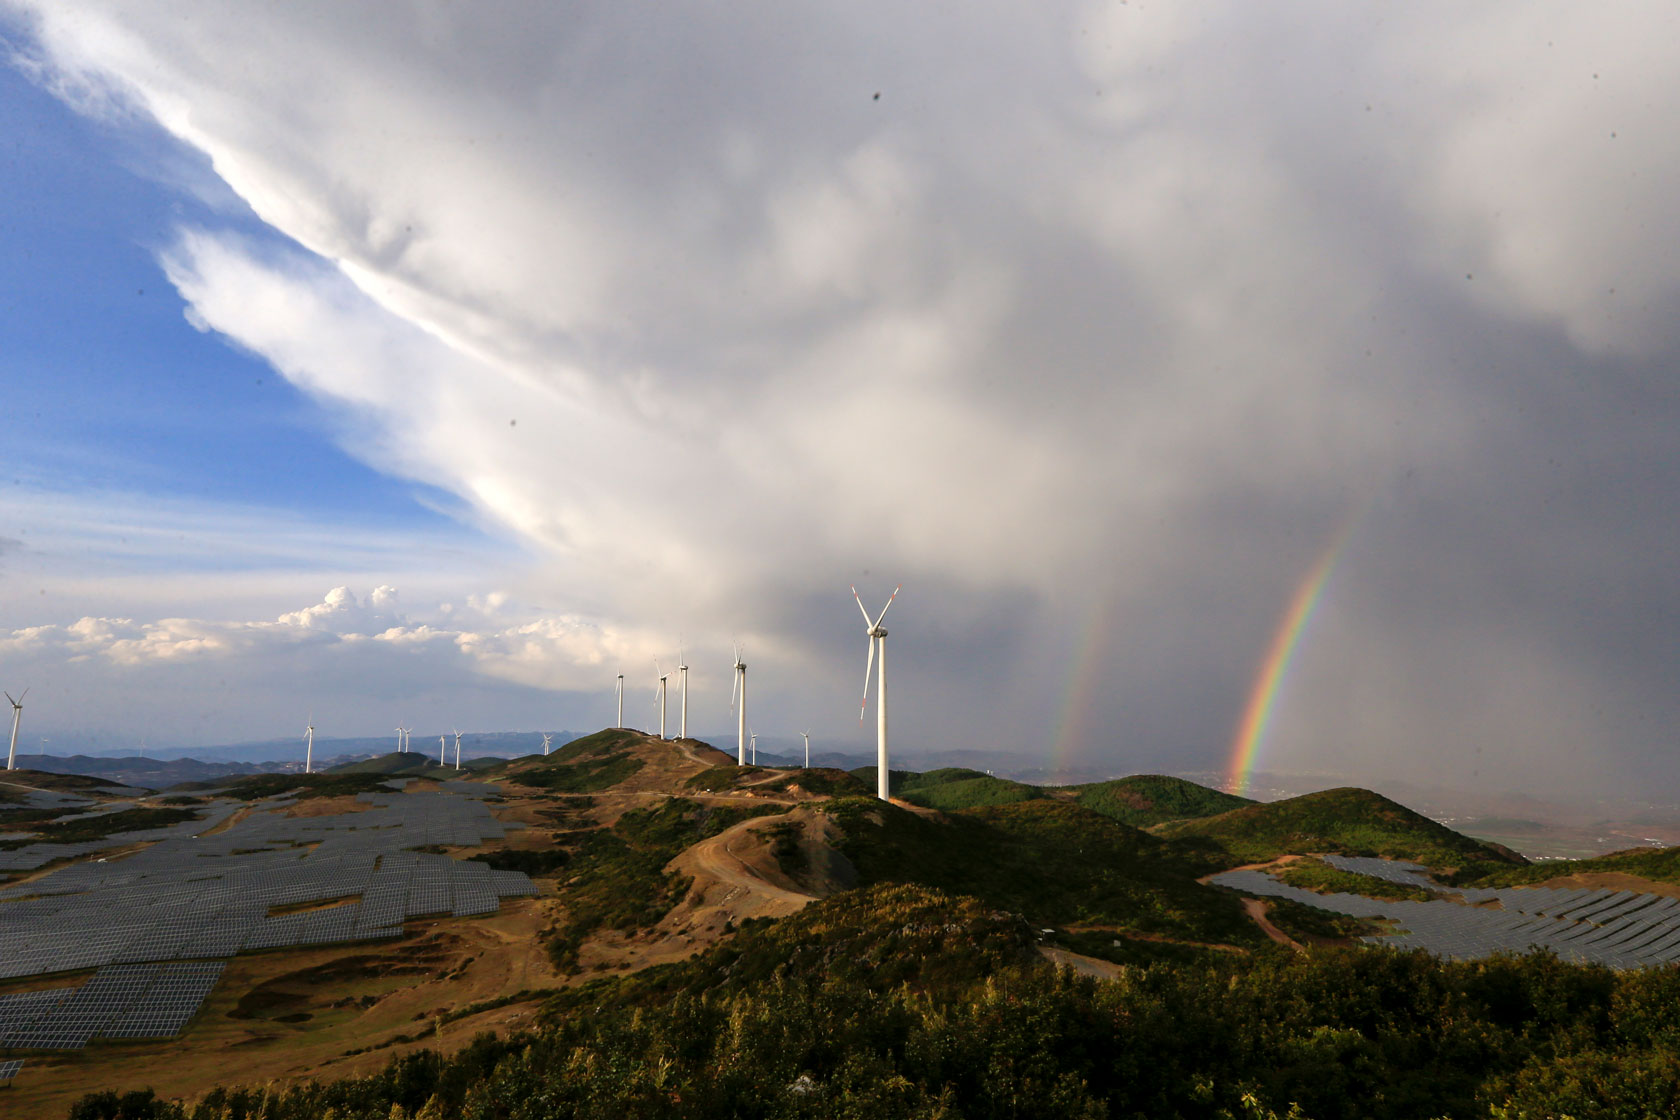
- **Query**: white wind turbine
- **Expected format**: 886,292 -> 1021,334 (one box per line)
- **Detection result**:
541,732 -> 553,756
801,730 -> 811,769
453,729 -> 463,770
750,729 -> 757,766
654,660 -> 668,739
439,734 -> 447,766
616,674 -> 624,729
730,644 -> 747,765
5,689 -> 27,771
402,726 -> 411,753
853,584 -> 900,801
394,726 -> 405,755
304,717 -> 315,775
678,649 -> 689,739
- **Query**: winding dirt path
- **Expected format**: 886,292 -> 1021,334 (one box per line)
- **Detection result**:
1242,897 -> 1305,951
677,815 -> 817,915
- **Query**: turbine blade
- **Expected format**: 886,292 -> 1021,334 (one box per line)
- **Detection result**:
859,636 -> 876,722
730,664 -> 740,709
872,584 -> 901,628
851,585 -> 873,627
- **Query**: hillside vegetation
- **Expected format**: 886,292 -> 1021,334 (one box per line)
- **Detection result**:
846,765 -> 1046,811
821,796 -> 1261,950
79,892 -> 1680,1120
1074,773 -> 1253,827
1156,786 -> 1527,873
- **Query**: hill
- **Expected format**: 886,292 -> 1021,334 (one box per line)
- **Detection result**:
1451,843 -> 1680,888
10,733 -> 1609,1119
1074,773 -> 1254,827
1156,786 -> 1527,873
326,752 -> 474,777
820,796 -> 1262,956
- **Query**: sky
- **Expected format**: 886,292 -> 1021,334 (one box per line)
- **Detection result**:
0,3 -> 1676,799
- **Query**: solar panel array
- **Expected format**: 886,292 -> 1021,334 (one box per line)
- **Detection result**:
1212,861 -> 1680,969
0,962 -> 226,1048
0,1057 -> 22,1081
0,785 -> 537,1053
0,802 -> 240,873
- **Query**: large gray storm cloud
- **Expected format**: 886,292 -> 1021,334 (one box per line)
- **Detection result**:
2,2 -> 1676,797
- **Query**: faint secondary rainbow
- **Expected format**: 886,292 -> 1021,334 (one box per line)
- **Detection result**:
1048,587 -> 1121,777
1226,519 -> 1358,798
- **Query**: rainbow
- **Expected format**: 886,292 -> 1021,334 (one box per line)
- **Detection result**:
1047,587 -> 1120,776
1226,520 -> 1357,797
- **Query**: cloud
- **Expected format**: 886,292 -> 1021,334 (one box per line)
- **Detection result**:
3,2 -> 1678,796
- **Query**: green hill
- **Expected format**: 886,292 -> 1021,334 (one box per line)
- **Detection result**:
1156,786 -> 1526,873
1452,844 -> 1680,888
1074,774 -> 1253,827
846,765 -> 1047,811
821,797 -> 1261,952
492,728 -> 648,792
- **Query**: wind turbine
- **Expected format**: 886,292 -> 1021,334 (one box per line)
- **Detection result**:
749,729 -> 757,766
853,584 -> 900,802
453,729 -> 463,770
439,734 -> 447,766
654,660 -> 668,739
541,732 -> 553,757
401,726 -> 411,753
678,649 -> 689,739
394,726 -> 405,755
801,730 -> 811,769
5,689 -> 26,771
730,644 -> 747,765
616,674 -> 624,729
304,717 -> 315,775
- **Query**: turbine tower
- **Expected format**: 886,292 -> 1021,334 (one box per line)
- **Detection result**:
730,645 -> 747,765
541,732 -> 553,756
453,729 -> 463,770
655,660 -> 668,739
616,674 -> 624,729
801,730 -> 811,769
5,690 -> 26,771
439,734 -> 446,766
394,726 -> 405,755
853,584 -> 900,801
401,726 -> 411,753
304,718 -> 315,775
749,729 -> 757,766
678,650 -> 689,739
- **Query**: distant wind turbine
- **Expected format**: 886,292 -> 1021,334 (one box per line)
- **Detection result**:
453,729 -> 463,770
5,689 -> 27,771
541,732 -> 553,756
801,730 -> 811,769
678,649 -> 689,739
853,584 -> 900,802
616,674 -> 624,729
655,660 -> 668,739
394,726 -> 405,755
730,644 -> 747,765
304,717 -> 315,775
439,734 -> 447,766
750,729 -> 757,766
401,725 -> 411,753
